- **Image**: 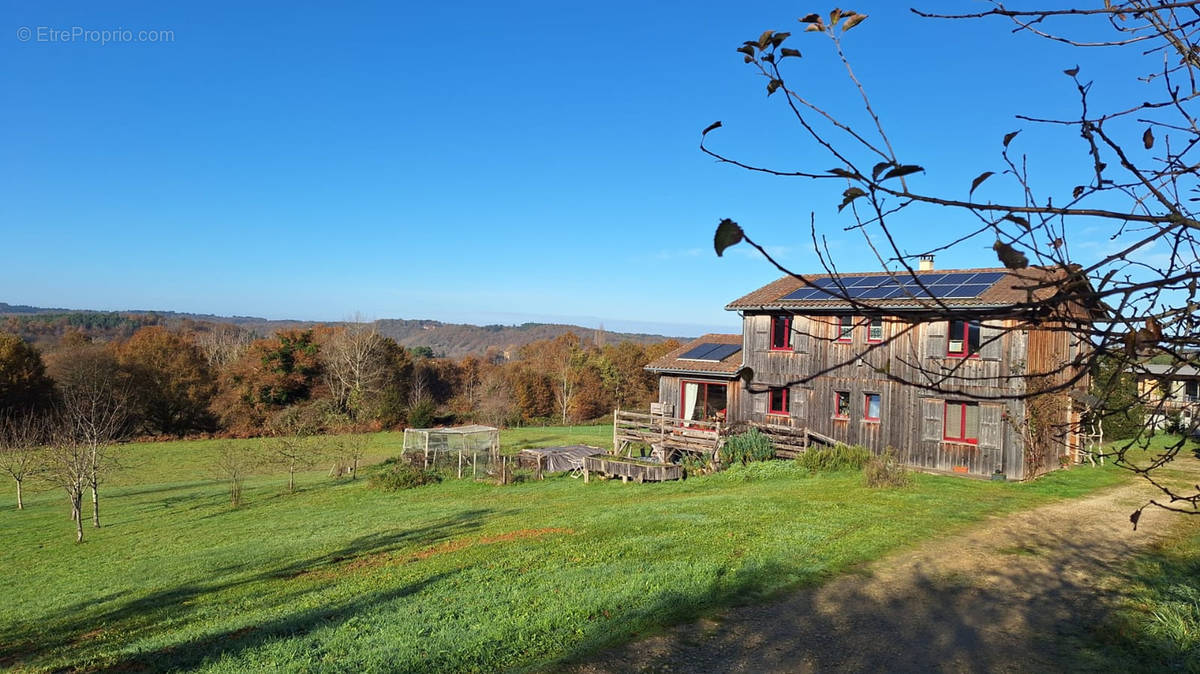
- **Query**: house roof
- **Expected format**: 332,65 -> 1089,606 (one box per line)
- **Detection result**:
1132,363 -> 1200,378
724,266 -> 1084,314
644,333 -> 743,377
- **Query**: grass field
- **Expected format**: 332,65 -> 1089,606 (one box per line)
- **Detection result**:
0,427 -> 1153,672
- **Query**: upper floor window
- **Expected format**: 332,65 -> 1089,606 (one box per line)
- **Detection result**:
833,390 -> 851,419
947,319 -> 981,358
944,401 -> 979,443
770,315 -> 791,351
864,392 -> 881,421
768,387 -> 789,415
867,317 -> 884,343
836,316 -> 854,343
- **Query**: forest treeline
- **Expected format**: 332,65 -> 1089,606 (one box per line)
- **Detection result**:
2,309 -> 673,359
0,322 -> 680,438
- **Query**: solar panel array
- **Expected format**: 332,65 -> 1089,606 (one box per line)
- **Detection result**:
781,271 -> 1007,302
678,342 -> 742,362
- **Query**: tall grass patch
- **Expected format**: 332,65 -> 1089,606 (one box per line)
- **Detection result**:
796,444 -> 872,473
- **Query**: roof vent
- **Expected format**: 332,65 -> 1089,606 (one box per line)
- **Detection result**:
918,254 -> 935,271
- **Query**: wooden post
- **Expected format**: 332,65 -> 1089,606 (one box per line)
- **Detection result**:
612,409 -> 618,454
584,464 -> 590,483
537,455 -> 544,481
458,450 -> 463,479
502,455 -> 508,485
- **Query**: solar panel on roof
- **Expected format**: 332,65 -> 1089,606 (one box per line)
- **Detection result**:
971,271 -> 1006,284
678,342 -> 741,362
678,343 -> 721,360
779,271 -> 1007,302
703,344 -> 741,361
858,286 -> 894,298
946,283 -> 993,298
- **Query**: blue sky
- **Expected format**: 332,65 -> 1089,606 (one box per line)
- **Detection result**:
1,2 -> 1154,336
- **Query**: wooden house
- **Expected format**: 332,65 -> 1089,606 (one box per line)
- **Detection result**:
1132,363 -> 1199,431
646,263 -> 1096,480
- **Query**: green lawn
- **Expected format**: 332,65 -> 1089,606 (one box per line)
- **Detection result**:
0,427 -> 1137,672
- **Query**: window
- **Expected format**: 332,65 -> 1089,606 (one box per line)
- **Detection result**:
947,319 -> 981,358
768,387 -> 789,415
833,390 -> 851,419
681,381 -> 728,422
837,316 -> 854,343
867,317 -> 884,343
1186,380 -> 1199,401
864,393 -> 881,421
770,314 -> 791,351
943,401 -> 979,443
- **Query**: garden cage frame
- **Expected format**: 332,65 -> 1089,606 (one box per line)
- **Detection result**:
402,425 -> 501,479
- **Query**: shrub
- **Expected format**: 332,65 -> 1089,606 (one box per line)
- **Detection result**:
720,429 -> 775,466
863,448 -> 911,488
368,461 -> 443,491
796,444 -> 872,473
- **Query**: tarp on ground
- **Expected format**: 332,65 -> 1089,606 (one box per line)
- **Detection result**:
519,445 -> 602,473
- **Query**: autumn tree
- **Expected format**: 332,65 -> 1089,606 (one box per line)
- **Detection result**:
213,329 -> 323,433
0,332 -> 56,413
704,4 -> 1200,516
44,421 -> 91,543
117,326 -> 217,435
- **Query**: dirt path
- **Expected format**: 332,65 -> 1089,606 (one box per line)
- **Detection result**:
569,460 -> 1197,673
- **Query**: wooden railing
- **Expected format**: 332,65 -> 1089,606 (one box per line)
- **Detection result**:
612,410 -> 723,457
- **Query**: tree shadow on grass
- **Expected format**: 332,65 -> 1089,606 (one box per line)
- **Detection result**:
0,509 -> 493,670
555,523 -> 1177,673
96,570 -> 460,673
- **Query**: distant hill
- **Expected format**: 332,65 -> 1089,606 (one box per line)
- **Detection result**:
0,304 -> 680,359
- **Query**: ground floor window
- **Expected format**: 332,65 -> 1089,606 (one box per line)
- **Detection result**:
768,387 -> 789,415
1186,380 -> 1199,401
864,393 -> 881,421
834,390 -> 851,419
681,381 -> 727,422
944,401 -> 979,443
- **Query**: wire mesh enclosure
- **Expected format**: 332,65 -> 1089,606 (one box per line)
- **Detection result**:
402,425 -> 502,480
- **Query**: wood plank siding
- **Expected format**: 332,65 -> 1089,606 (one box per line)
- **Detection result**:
717,313 -> 1081,480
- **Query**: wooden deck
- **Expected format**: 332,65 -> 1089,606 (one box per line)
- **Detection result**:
582,454 -> 685,483
612,410 -> 836,464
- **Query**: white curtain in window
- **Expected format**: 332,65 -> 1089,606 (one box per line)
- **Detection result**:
683,382 -> 700,421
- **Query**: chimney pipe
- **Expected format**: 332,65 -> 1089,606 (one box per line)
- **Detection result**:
918,254 -> 934,271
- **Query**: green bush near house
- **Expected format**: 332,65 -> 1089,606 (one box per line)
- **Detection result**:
720,428 -> 776,465
796,443 -> 873,473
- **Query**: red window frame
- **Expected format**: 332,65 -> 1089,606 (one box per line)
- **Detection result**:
836,316 -> 854,343
946,319 -> 981,359
867,317 -> 884,344
770,314 -> 792,351
680,380 -> 728,422
863,392 -> 881,421
943,401 -> 979,444
833,390 -> 850,420
767,387 -> 789,415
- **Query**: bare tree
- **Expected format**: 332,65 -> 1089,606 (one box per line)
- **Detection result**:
193,324 -> 253,370
53,346 -> 128,528
703,4 -> 1200,518
0,411 -> 47,510
42,420 -> 91,543
268,410 -> 319,493
329,433 -> 370,480
323,319 -> 388,421
211,441 -> 257,507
